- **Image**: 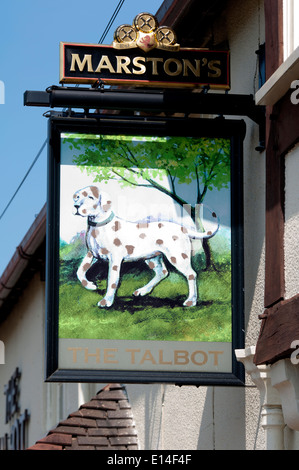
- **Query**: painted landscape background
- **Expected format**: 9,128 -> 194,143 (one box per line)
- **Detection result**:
58,134 -> 232,343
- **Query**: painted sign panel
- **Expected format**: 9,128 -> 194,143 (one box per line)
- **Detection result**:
46,116 -> 244,385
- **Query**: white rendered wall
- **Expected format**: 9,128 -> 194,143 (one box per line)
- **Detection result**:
283,0 -> 299,60
284,143 -> 299,300
0,273 -> 100,448
128,0 -> 266,450
0,0 -> 268,451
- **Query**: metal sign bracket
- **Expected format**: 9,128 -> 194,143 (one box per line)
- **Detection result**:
24,86 -> 265,151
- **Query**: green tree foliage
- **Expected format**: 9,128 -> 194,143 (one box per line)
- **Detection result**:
65,134 -> 231,268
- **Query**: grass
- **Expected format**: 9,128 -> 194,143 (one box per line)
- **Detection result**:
58,257 -> 232,343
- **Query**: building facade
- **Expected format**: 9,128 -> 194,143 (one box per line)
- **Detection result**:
0,0 -> 299,450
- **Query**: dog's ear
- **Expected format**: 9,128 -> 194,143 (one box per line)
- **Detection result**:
99,191 -> 112,213
90,186 -> 100,200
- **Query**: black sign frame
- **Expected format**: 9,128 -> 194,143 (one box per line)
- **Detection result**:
45,113 -> 245,386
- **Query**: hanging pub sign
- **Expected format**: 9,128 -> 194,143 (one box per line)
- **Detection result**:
59,13 -> 230,89
45,113 -> 245,386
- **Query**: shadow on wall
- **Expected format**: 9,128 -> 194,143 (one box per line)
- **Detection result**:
127,383 -> 247,450
0,341 -> 4,364
198,386 -> 246,450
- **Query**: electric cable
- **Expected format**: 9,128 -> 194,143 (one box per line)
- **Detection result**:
0,139 -> 47,222
0,1 -> 126,223
99,0 -> 125,44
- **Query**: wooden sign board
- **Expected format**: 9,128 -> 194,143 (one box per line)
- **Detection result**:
45,114 -> 244,385
59,13 -> 230,89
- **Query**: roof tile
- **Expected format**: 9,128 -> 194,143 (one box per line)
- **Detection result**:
48,425 -> 87,436
59,416 -> 98,428
28,443 -> 63,451
83,400 -> 118,410
77,435 -> 109,447
107,409 -> 133,419
36,433 -> 73,446
109,436 -> 138,446
27,384 -> 138,451
88,428 -> 118,437
70,408 -> 107,419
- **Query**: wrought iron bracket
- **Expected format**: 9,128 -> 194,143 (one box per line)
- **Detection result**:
24,86 -> 265,151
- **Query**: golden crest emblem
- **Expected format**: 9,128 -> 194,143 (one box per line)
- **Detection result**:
113,13 -> 180,52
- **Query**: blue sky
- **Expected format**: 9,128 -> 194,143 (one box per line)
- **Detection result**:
0,0 -> 163,276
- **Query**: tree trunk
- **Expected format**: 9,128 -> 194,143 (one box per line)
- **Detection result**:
191,204 -> 216,271
202,238 -> 217,271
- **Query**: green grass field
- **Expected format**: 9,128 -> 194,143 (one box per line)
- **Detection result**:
58,250 -> 232,343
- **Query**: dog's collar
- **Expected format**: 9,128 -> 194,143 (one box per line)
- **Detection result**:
88,212 -> 115,227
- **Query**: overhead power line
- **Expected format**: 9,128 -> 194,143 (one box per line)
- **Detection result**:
99,0 -> 125,44
0,139 -> 47,222
0,1 -> 125,223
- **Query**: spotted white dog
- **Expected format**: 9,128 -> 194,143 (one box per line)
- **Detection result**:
73,185 -> 219,308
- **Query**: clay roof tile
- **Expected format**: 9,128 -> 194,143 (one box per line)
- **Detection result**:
27,384 -> 138,451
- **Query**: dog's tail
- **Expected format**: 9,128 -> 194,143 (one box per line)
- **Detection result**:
186,206 -> 220,240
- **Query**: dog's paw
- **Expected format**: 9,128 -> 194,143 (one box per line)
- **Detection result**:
97,298 -> 113,308
133,286 -> 153,297
183,297 -> 197,307
133,289 -> 142,297
81,280 -> 97,290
